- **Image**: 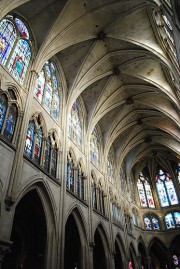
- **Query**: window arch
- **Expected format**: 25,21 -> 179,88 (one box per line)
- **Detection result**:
0,15 -> 32,84
90,128 -> 100,168
24,116 -> 43,164
44,132 -> 58,178
137,172 -> 155,208
68,100 -> 82,148
66,151 -> 75,192
34,61 -> 60,120
0,90 -> 18,142
165,212 -> 180,229
155,169 -> 178,207
107,155 -> 115,184
143,214 -> 160,230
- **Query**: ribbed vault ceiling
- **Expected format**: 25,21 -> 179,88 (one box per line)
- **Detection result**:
4,0 -> 180,176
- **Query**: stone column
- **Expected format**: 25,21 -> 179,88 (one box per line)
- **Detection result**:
145,256 -> 152,269
89,242 -> 94,269
0,239 -> 12,269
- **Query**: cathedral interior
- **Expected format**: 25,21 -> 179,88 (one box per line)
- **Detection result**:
0,0 -> 179,268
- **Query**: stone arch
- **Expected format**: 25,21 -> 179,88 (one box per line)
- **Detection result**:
129,242 -> 138,269
169,234 -> 180,259
148,237 -> 168,269
93,223 -> 111,269
114,233 -> 126,269
138,237 -> 148,269
64,206 -> 88,269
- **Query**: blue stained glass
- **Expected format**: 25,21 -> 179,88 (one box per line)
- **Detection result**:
34,71 -> 45,103
53,90 -> 60,120
4,104 -> 17,141
0,95 -> 7,130
34,128 -> 43,163
0,19 -> 16,64
44,83 -> 52,112
44,137 -> 51,172
15,18 -> 29,39
144,216 -> 152,230
8,39 -> 31,84
45,64 -> 51,78
165,213 -> 175,229
174,212 -> 180,228
152,216 -> 160,230
24,121 -> 35,158
51,145 -> 57,177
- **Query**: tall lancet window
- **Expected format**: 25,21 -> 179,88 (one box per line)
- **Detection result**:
90,128 -> 100,168
0,15 -> 31,84
68,100 -> 82,148
107,156 -> 115,184
156,169 -> 178,207
34,61 -> 60,120
137,172 -> 155,208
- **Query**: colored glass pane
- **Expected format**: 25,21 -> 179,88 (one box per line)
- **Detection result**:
68,100 -> 82,147
44,137 -> 51,172
44,83 -> 52,112
144,183 -> 155,208
24,120 -> 35,158
178,163 -> 180,184
69,161 -> 74,192
92,184 -> 97,209
152,216 -> 160,230
53,90 -> 60,120
51,146 -> 57,177
0,19 -> 16,65
174,212 -> 180,228
91,128 -> 100,167
144,216 -> 152,230
8,39 -> 31,84
0,95 -> 7,130
45,63 -> 51,78
137,179 -> 147,207
165,213 -> 175,229
34,128 -> 43,163
15,18 -> 29,39
4,104 -> 17,141
34,71 -> 45,103
165,180 -> 178,205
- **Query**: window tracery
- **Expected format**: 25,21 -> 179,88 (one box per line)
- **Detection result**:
34,61 -> 60,121
137,172 -> 155,208
44,132 -> 58,178
0,90 -> 18,142
144,214 -> 160,230
66,153 -> 75,192
156,169 -> 178,207
90,128 -> 100,168
165,211 -> 180,229
68,100 -> 82,148
0,15 -> 31,84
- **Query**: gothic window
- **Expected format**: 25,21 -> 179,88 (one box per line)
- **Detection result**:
90,128 -> 100,168
77,163 -> 85,200
137,172 -> 155,208
177,163 -> 180,184
92,179 -> 97,210
24,117 -> 43,164
165,212 -> 180,229
0,91 -> 18,142
0,15 -> 31,84
4,104 -> 17,141
111,202 -> 121,225
34,61 -> 60,120
66,157 -> 74,192
144,214 -> 160,230
98,188 -> 105,215
156,169 -> 178,207
107,156 -> 115,184
44,134 -> 58,178
0,94 -> 7,130
68,100 -> 82,148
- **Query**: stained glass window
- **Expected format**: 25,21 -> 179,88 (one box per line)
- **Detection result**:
92,183 -> 97,210
90,128 -> 100,167
177,163 -> 180,184
34,61 -> 60,120
107,156 -> 115,184
4,104 -> 17,141
24,120 -> 35,158
0,94 -> 7,130
68,100 -> 82,148
44,136 -> 51,172
77,163 -> 85,200
144,214 -> 160,230
137,172 -> 155,208
165,212 -> 180,229
156,169 -> 178,207
51,144 -> 57,178
0,15 -> 31,84
66,159 -> 74,192
34,128 -> 43,164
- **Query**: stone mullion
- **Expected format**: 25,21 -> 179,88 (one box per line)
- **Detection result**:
56,149 -> 62,180
73,166 -> 78,195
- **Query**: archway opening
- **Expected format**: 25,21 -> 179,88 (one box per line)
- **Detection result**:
149,242 -> 167,269
138,243 -> 146,269
64,214 -> 81,269
2,190 -> 47,269
114,240 -> 123,269
93,228 -> 106,269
